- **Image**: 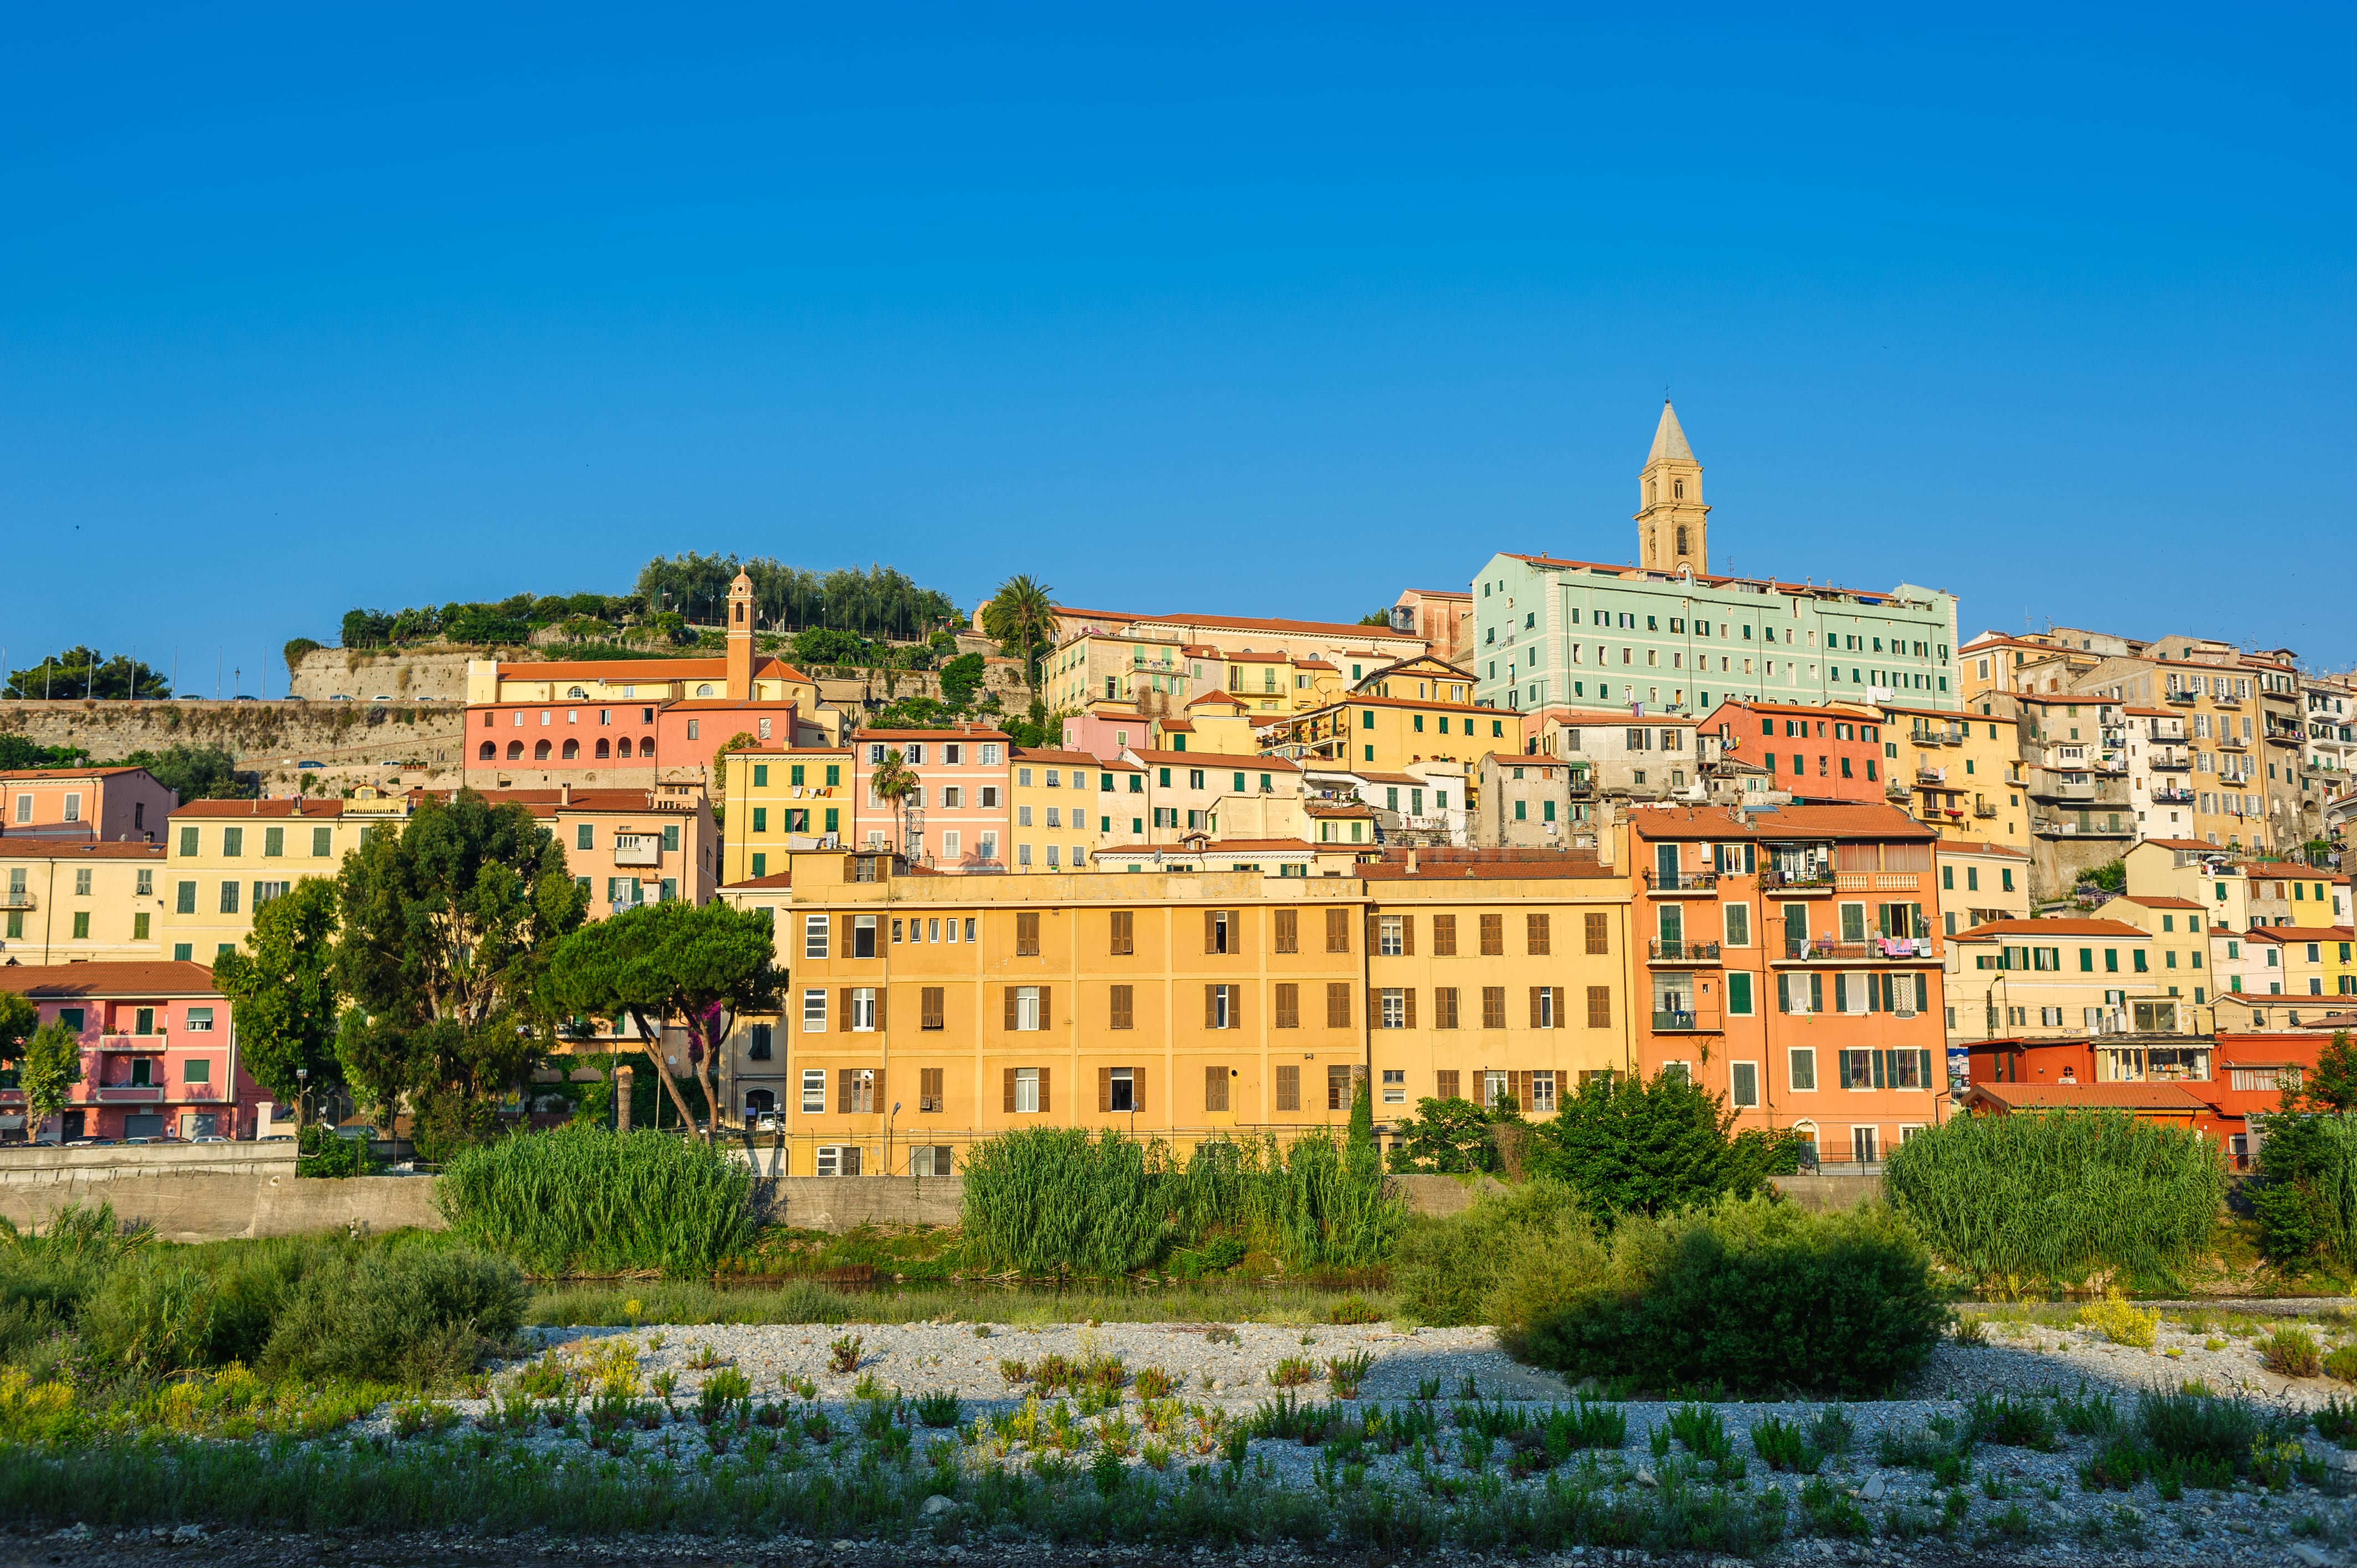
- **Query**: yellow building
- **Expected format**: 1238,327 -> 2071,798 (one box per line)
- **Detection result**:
1933,840 -> 2030,938
716,844 -> 1632,1173
1947,917 -> 2190,1040
2092,894 -> 2217,1020
718,747 -> 855,884
2234,926 -> 2356,1003
1008,749 -> 1145,870
161,793 -> 410,963
0,840 -> 169,964
1267,694 -> 1520,776
1883,704 -> 2025,848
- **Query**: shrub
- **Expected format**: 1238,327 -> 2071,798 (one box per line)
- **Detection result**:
2077,1292 -> 2158,1348
1965,1392 -> 2057,1451
1526,1071 -> 1803,1223
2260,1327 -> 2324,1379
1515,1196 -> 1944,1397
1749,1415 -> 1822,1473
2325,1345 -> 2357,1384
1392,1179 -> 1607,1329
2135,1388 -> 2296,1474
261,1245 -> 526,1385
436,1127 -> 754,1277
1883,1110 -> 2224,1296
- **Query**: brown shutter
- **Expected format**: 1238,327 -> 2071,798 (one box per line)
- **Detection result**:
1274,908 -> 1298,954
1435,987 -> 1457,1029
872,1069 -> 884,1113
1205,909 -> 1217,953
1131,1070 -> 1144,1116
1003,1067 -> 1017,1113
1586,911 -> 1609,955
1403,988 -> 1417,1029
1435,1069 -> 1459,1101
1274,1064 -> 1298,1111
1529,987 -> 1542,1029
1552,987 -> 1566,1029
1433,914 -> 1456,955
875,989 -> 887,1030
1366,912 -> 1381,953
1004,987 -> 1018,1030
1401,914 -> 1415,956
837,1068 -> 853,1115
922,987 -> 944,1030
1481,913 -> 1502,955
840,988 -> 853,1033
1328,982 -> 1350,1028
1367,987 -> 1378,1029
1528,913 -> 1551,955
1039,987 -> 1051,1030
1587,985 -> 1611,1028
1483,986 -> 1505,1029
1110,984 -> 1133,1030
1099,1067 -> 1111,1113
1327,907 -> 1350,953
1038,1067 -> 1050,1115
1205,984 -> 1218,1028
1230,985 -> 1242,1031
1110,910 -> 1133,955
1515,1070 -> 1533,1112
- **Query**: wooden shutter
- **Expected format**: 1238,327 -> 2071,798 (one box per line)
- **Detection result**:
1274,909 -> 1298,954
1110,984 -> 1133,1030
1917,1049 -> 1934,1089
1003,1067 -> 1017,1112
1017,911 -> 1039,956
1039,987 -> 1052,1029
1326,907 -> 1350,952
1529,987 -> 1543,1029
874,989 -> 888,1030
1205,985 -> 1218,1028
1206,1065 -> 1227,1112
1435,1069 -> 1460,1101
1327,983 -> 1350,1028
922,1067 -> 943,1112
838,1069 -> 855,1115
1586,912 -> 1609,955
1273,1065 -> 1296,1111
1480,913 -> 1503,955
1527,913 -> 1551,955
1432,913 -> 1457,955
1229,985 -> 1241,1031
1099,1067 -> 1112,1112
1038,1067 -> 1051,1114
1003,987 -> 1018,1030
1367,987 -> 1379,1029
1483,986 -> 1505,1029
872,1069 -> 885,1112
921,987 -> 944,1030
1205,909 -> 1218,953
1401,914 -> 1415,955
1551,987 -> 1566,1029
1514,1071 -> 1533,1113
840,988 -> 853,1033
1435,987 -> 1458,1029
1586,986 -> 1611,1028
1131,1070 -> 1144,1115
1366,912 -> 1381,954
1403,988 -> 1416,1028
1110,910 -> 1133,955
1809,973 -> 1823,1013
1274,982 -> 1298,1029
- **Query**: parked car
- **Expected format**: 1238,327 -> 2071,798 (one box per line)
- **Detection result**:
296,760 -> 325,769
330,695 -> 354,702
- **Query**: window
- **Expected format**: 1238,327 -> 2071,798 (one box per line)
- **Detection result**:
1008,1067 -> 1045,1114
1326,983 -> 1352,1028
1731,1061 -> 1759,1108
218,881 -> 240,915
1204,908 -> 1235,953
1586,986 -> 1612,1028
312,826 -> 332,857
1480,913 -> 1504,955
183,1007 -> 213,1033
1727,972 -> 1753,1014
801,988 -> 827,1033
815,1146 -> 862,1177
1110,910 -> 1134,955
1272,983 -> 1298,1029
1016,912 -> 1041,956
804,915 -> 830,959
801,1069 -> 827,1112
1378,915 -> 1405,956
1583,912 -> 1608,955
1205,984 -> 1238,1029
1328,1065 -> 1358,1111
1722,903 -> 1749,947
1102,1067 -> 1136,1113
1381,1069 -> 1406,1105
1530,986 -> 1561,1028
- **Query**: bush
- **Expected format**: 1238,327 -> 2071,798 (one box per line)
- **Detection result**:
1526,1071 -> 1803,1223
2077,1291 -> 2158,1348
1392,1179 -> 1607,1329
2324,1345 -> 2357,1384
263,1245 -> 526,1385
2260,1327 -> 2324,1378
1514,1197 -> 1944,1397
436,1127 -> 755,1276
2248,1110 -> 2357,1273
1883,1109 -> 2225,1294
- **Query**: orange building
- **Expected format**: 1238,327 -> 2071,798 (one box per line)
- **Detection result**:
1624,802 -> 1948,1168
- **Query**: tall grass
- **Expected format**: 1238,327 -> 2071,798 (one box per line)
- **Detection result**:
960,1129 -> 1403,1278
1883,1110 -> 2225,1296
436,1126 -> 755,1277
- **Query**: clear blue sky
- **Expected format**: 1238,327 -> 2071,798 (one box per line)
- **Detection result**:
3,4 -> 2350,693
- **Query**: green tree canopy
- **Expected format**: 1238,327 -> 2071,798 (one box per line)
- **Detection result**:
980,575 -> 1056,687
939,652 -> 986,708
213,878 -> 343,1103
1527,1070 -> 1802,1223
1386,1096 -> 1497,1174
20,1020 -> 83,1132
0,738 -> 88,771
544,900 -> 780,1141
4,647 -> 169,700
121,744 -> 252,802
332,789 -> 587,1148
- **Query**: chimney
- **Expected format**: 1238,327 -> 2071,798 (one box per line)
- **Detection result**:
1406,848 -> 1419,876
560,781 -> 573,806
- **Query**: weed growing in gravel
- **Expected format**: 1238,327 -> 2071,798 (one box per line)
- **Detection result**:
1268,1355 -> 1319,1388
1133,1366 -> 1179,1399
1966,1391 -> 2057,1451
2315,1395 -> 2357,1448
827,1334 -> 863,1373
1203,1324 -> 1239,1345
1807,1405 -> 1855,1454
1749,1415 -> 1823,1474
683,1344 -> 728,1371
2054,1386 -> 2118,1436
1798,1474 -> 1870,1538
1325,1350 -> 1375,1399
2260,1326 -> 2324,1378
2077,1292 -> 2158,1349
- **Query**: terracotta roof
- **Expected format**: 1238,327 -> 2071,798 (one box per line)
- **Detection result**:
1299,693 -> 1506,718
1306,802 -> 1376,817
1955,918 -> 2149,938
1705,698 -> 1881,720
2123,708 -> 2183,718
1136,611 -> 1424,641
1186,838 -> 1315,853
1963,1082 -> 2209,1112
0,962 -> 222,998
721,871 -> 795,890
0,766 -> 156,781
0,840 -> 167,859
169,799 -> 348,819
854,729 -> 1013,741
2140,838 -> 2228,852
2107,895 -> 2206,910
1934,840 -> 2031,859
1125,749 -> 1300,771
2241,926 -> 2354,944
487,656 -> 811,683
1187,692 -> 1249,708
1295,659 -> 1339,672
1754,803 -> 1937,839
1312,770 -> 1425,786
1011,749 -> 1141,771
467,789 -> 702,816
1358,857 -> 1618,881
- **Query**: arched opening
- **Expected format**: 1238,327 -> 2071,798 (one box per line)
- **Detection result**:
695,683 -> 715,697
562,739 -> 579,760
1790,1121 -> 1820,1170
595,739 -> 611,759
616,737 -> 632,758
1673,478 -> 1685,499
1676,525 -> 1689,556
640,736 -> 655,756
534,740 -> 552,761
506,740 -> 524,761
478,741 -> 496,761
567,686 -> 588,699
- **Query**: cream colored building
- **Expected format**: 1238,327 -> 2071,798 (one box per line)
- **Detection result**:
0,840 -> 169,964
162,795 -> 402,963
1883,705 -> 2024,848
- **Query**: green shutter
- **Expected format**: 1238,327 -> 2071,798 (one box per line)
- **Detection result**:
1871,1050 -> 1887,1089
1809,973 -> 1823,1012
1777,973 -> 1791,1013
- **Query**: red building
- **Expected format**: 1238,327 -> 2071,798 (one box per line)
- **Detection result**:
1696,700 -> 1888,805
0,962 -> 272,1142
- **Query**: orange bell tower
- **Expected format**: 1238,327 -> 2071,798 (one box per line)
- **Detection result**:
725,571 -> 756,699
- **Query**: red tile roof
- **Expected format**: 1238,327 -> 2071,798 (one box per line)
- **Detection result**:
489,656 -> 811,683
2108,895 -> 2206,910
1955,918 -> 2149,938
721,871 -> 795,890
2241,926 -> 2354,943
854,729 -> 1013,741
1963,1082 -> 2209,1112
0,962 -> 222,998
0,766 -> 156,781
1011,749 -> 1141,771
169,799 -> 348,819
1936,839 -> 2031,859
1125,749 -> 1300,771
0,840 -> 167,859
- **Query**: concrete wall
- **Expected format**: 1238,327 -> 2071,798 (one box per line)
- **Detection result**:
0,1158 -> 445,1244
291,647 -> 480,704
1769,1172 -> 1887,1211
0,698 -> 466,797
750,1176 -> 964,1231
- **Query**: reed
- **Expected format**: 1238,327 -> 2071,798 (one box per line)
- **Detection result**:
436,1126 -> 755,1277
1882,1109 -> 2225,1296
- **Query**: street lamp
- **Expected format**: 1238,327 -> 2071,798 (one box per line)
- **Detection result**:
295,1066 -> 309,1137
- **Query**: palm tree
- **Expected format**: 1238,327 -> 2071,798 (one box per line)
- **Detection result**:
981,575 -> 1057,689
869,748 -> 919,857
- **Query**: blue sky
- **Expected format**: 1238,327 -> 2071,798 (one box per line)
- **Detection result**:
2,4 -> 2350,692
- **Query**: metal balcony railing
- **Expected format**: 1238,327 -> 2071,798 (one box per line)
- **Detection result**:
1648,940 -> 1722,961
1651,1009 -> 1722,1033
1973,802 -> 1998,818
1760,868 -> 1836,891
97,1034 -> 168,1051
1642,870 -> 1718,892
2164,690 -> 2197,705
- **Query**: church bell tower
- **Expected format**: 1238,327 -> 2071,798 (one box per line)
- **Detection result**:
1635,400 -> 1709,575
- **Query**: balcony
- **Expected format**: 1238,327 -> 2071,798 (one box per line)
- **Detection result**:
2266,729 -> 2301,747
0,891 -> 32,910
2219,736 -> 2248,752
91,1084 -> 164,1103
2152,787 -> 2195,805
2149,751 -> 2191,771
1973,802 -> 1998,818
1835,870 -> 1926,893
97,1034 -> 168,1051
1643,871 -> 1719,893
1782,936 -> 1937,962
1883,782 -> 1913,803
2165,690 -> 2197,706
2034,817 -> 2134,838
2214,694 -> 2242,708
1651,1008 -> 1724,1033
1760,868 -> 1836,893
1648,940 -> 1722,962
1914,768 -> 1948,786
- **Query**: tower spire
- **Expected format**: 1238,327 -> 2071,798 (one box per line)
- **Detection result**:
1635,399 -> 1708,574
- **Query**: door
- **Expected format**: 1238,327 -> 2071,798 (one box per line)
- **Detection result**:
1783,903 -> 1809,958
60,1111 -> 85,1143
123,1113 -> 164,1139
1655,843 -> 1680,888
1658,904 -> 1682,957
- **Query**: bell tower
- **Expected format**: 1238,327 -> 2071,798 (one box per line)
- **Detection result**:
725,570 -> 756,699
1635,400 -> 1709,575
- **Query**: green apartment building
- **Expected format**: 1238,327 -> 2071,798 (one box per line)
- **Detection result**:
1471,404 -> 1960,720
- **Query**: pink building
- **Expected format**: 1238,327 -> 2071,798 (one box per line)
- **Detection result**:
852,727 -> 1012,870
0,962 -> 269,1142
1060,708 -> 1155,762
0,766 -> 177,844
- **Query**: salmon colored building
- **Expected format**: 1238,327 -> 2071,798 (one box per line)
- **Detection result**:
1624,802 -> 1946,1168
0,766 -> 177,844
0,962 -> 270,1142
1695,701 -> 1890,805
